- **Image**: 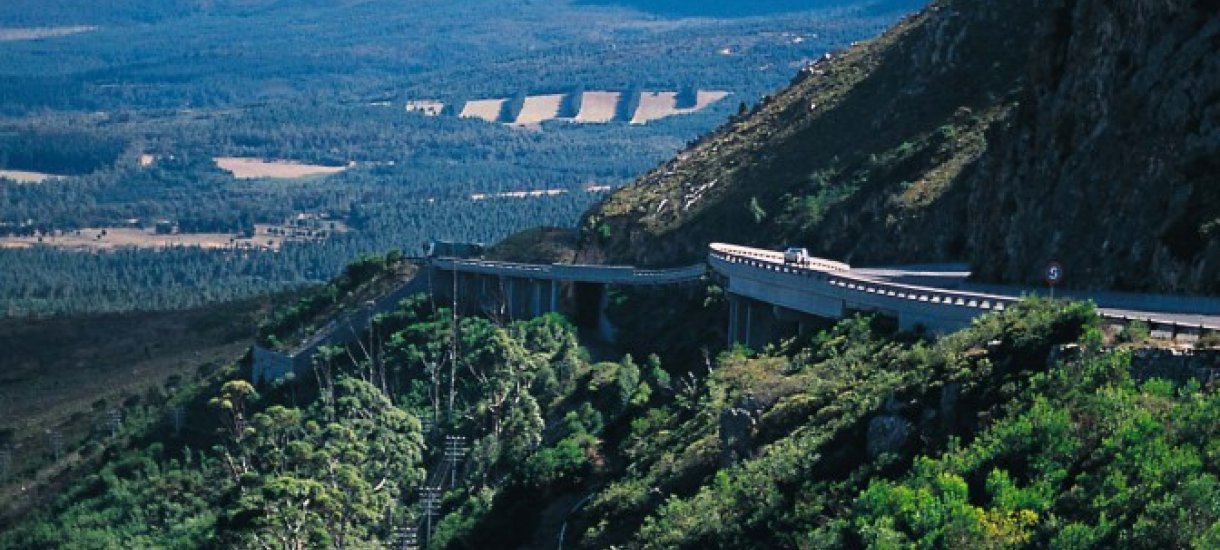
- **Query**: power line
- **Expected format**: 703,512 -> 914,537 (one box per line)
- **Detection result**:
419,486 -> 442,546
444,435 -> 469,489
390,525 -> 419,550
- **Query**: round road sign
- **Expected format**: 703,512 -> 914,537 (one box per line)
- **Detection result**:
1045,261 -> 1064,286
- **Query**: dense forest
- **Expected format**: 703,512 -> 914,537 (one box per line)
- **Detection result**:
0,0 -> 919,315
4,255 -> 1218,547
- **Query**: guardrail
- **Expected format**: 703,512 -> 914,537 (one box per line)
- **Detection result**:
708,248 -> 1014,313
432,257 -> 705,285
710,245 -> 1220,333
710,242 -> 850,272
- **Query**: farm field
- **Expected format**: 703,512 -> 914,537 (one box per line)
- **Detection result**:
573,91 -> 622,123
214,157 -> 350,180
460,99 -> 507,122
631,90 -> 730,124
0,224 -> 340,251
0,0 -> 918,315
0,25 -> 95,41
513,94 -> 566,125
470,188 -> 569,200
682,90 -> 732,113
0,169 -> 61,184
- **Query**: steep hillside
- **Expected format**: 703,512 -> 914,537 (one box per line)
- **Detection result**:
581,0 -> 1220,294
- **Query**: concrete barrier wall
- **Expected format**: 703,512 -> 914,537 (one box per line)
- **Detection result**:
710,246 -> 1220,335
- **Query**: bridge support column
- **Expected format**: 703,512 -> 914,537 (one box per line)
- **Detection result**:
728,295 -> 740,347
550,280 -> 559,313
744,299 -> 755,349
598,285 -> 617,342
531,279 -> 543,317
503,276 -> 515,320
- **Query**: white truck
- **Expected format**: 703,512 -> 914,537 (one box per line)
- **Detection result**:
783,247 -> 810,266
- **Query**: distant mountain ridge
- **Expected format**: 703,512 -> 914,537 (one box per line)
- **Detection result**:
579,0 -> 1220,295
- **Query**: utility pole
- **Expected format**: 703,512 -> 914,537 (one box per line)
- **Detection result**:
420,410 -> 434,436
444,435 -> 469,489
0,446 -> 11,481
47,429 -> 64,461
449,267 -> 459,422
108,408 -> 123,438
170,406 -> 186,437
391,525 -> 419,550
420,486 -> 442,546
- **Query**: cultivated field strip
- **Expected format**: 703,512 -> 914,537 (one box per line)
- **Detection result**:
432,89 -> 729,126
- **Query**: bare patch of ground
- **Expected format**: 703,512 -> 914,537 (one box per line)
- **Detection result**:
460,98 -> 507,122
631,90 -> 730,124
573,91 -> 622,123
406,100 -> 445,116
0,26 -> 97,42
470,189 -> 568,200
0,170 -> 61,184
632,91 -> 679,124
214,157 -> 350,180
0,227 -> 281,251
513,94 -> 566,125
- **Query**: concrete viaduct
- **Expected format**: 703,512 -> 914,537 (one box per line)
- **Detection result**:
252,242 -> 1220,383
429,257 -> 707,340
709,243 -> 1220,348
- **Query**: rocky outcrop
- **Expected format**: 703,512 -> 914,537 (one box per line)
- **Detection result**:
967,0 -> 1220,292
718,395 -> 762,466
580,0 -> 1220,295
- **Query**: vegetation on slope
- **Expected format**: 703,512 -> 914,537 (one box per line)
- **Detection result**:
581,0 -> 1220,294
0,294 -> 279,525
256,251 -> 416,350
9,244 -> 1219,548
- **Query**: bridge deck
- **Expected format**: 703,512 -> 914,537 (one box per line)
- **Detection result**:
709,243 -> 1220,332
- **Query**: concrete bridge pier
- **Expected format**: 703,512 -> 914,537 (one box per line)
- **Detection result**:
729,294 -> 826,348
727,294 -> 772,348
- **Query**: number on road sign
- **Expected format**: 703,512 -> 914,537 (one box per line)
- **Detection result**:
1045,261 -> 1064,286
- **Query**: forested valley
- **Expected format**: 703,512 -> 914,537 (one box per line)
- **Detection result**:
6,255 -> 1219,547
0,0 -> 919,315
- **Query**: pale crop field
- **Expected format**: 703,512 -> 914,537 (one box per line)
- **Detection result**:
215,157 -> 349,179
0,226 -> 286,251
679,90 -> 731,113
631,90 -> 731,124
513,94 -> 566,125
631,91 -> 680,124
460,99 -> 507,122
470,189 -> 568,200
0,169 -> 60,184
0,26 -> 97,42
573,91 -> 621,123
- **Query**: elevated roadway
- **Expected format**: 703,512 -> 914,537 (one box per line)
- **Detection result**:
709,243 -> 1220,343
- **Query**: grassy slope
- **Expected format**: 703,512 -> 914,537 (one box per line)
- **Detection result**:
0,297 -> 277,522
580,0 -> 1038,268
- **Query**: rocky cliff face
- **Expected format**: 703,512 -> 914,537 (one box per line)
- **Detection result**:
579,0 -> 1220,294
968,0 -> 1220,292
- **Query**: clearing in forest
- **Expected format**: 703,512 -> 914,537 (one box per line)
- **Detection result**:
631,90 -> 731,124
460,99 -> 507,122
215,157 -> 349,180
0,226 -> 287,251
513,94 -> 566,125
573,91 -> 622,123
406,100 -> 445,116
631,91 -> 679,124
0,169 -> 61,184
0,26 -> 96,42
470,188 -> 568,200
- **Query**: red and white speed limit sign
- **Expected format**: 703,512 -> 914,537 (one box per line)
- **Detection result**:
1045,261 -> 1064,286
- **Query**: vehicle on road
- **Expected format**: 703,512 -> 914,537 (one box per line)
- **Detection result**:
784,247 -> 810,265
